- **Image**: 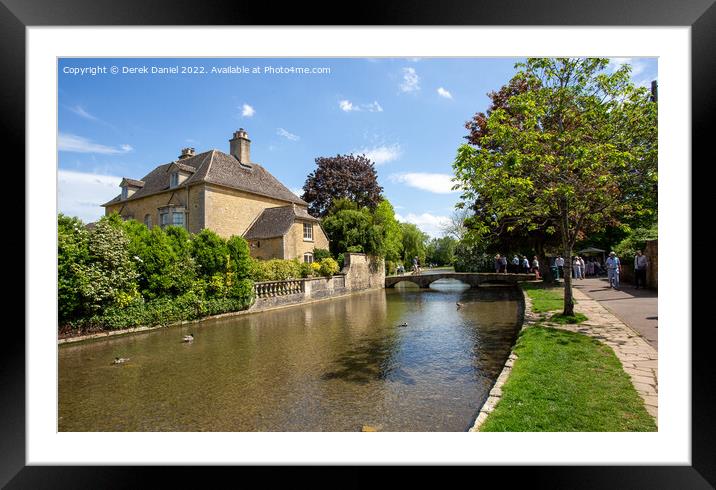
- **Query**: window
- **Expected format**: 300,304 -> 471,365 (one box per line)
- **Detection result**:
303,223 -> 313,241
170,172 -> 179,188
172,211 -> 185,227
121,186 -> 128,200
144,214 -> 152,228
304,253 -> 314,263
160,212 -> 170,227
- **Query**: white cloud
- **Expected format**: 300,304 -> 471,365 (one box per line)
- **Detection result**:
339,100 -> 383,112
400,67 -> 420,93
356,144 -> 402,165
436,87 -> 453,99
68,105 -> 99,121
241,103 -> 255,117
58,169 -> 122,223
277,127 -> 300,141
395,212 -> 450,238
58,133 -> 133,154
339,100 -> 355,112
365,101 -> 383,112
389,172 -> 458,194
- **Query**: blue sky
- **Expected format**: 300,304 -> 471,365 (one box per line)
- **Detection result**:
58,57 -> 657,237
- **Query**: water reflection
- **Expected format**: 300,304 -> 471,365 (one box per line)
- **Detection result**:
59,284 -> 523,432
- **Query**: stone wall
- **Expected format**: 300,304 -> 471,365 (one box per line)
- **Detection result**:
249,237 -> 284,260
341,253 -> 385,291
645,239 -> 658,289
105,186 -> 205,234
250,253 -> 383,312
282,220 -> 330,260
204,183 -> 291,238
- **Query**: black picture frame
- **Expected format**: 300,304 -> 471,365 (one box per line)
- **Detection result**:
4,0 -> 712,487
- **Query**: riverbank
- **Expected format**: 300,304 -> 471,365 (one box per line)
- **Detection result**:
58,285 -> 382,345
60,253 -> 386,345
470,281 -> 658,431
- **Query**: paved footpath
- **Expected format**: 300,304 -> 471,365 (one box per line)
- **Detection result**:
571,277 -> 658,350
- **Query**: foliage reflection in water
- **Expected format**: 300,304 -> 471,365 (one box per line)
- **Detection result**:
59,280 -> 523,432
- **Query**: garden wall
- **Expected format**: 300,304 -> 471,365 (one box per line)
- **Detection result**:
249,253 -> 384,312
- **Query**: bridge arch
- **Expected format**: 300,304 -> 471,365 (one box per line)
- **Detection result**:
384,272 -> 535,289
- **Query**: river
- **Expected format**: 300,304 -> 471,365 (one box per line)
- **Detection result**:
58,279 -> 524,431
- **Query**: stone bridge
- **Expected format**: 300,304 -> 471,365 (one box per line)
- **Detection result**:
384,272 -> 536,288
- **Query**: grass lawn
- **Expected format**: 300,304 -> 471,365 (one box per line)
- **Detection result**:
479,326 -> 656,432
521,282 -> 569,312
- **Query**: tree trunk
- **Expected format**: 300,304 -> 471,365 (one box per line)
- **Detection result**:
559,198 -> 574,316
535,240 -> 554,283
563,249 -> 574,316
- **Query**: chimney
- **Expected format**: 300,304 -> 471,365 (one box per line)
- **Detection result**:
179,147 -> 195,159
229,128 -> 251,165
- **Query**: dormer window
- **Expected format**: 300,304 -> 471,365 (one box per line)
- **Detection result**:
119,178 -> 144,200
170,172 -> 179,188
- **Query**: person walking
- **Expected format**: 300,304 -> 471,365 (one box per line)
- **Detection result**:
531,256 -> 541,279
571,256 -> 579,279
494,254 -> 501,273
499,254 -> 508,273
605,251 -> 621,289
634,250 -> 649,289
521,255 -> 530,274
555,255 -> 564,280
512,255 -> 520,273
412,256 -> 421,275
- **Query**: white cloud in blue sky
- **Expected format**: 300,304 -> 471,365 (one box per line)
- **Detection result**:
277,128 -> 300,141
68,105 -> 99,121
357,144 -> 402,165
339,99 -> 383,112
241,103 -> 255,117
399,67 -> 420,93
389,172 -> 457,194
59,133 -> 133,154
395,212 -> 450,238
58,169 -> 121,223
436,87 -> 453,99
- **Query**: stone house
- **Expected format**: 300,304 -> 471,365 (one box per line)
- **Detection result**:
103,129 -> 329,262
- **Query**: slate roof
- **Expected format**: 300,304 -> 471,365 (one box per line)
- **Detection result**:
244,205 -> 320,240
103,150 -> 306,206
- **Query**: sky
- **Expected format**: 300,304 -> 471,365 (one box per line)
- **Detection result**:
58,57 -> 657,237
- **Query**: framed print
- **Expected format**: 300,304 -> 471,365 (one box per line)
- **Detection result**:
5,0 -> 714,486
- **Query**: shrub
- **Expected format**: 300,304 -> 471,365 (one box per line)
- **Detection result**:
58,214 -> 90,322
313,248 -> 332,261
192,229 -> 229,278
227,235 -> 252,279
385,260 -> 396,275
71,218 -> 139,315
249,258 -> 303,282
299,261 -> 315,278
319,257 -> 340,277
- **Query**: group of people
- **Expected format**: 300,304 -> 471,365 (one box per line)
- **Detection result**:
495,254 -> 541,278
552,250 -> 649,290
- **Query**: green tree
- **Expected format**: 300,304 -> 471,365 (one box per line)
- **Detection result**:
400,223 -> 428,265
453,58 -> 657,315
71,217 -> 139,314
426,236 -> 457,266
370,199 -> 403,261
192,229 -> 229,279
58,214 -> 90,321
321,198 -> 374,256
227,235 -> 252,279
